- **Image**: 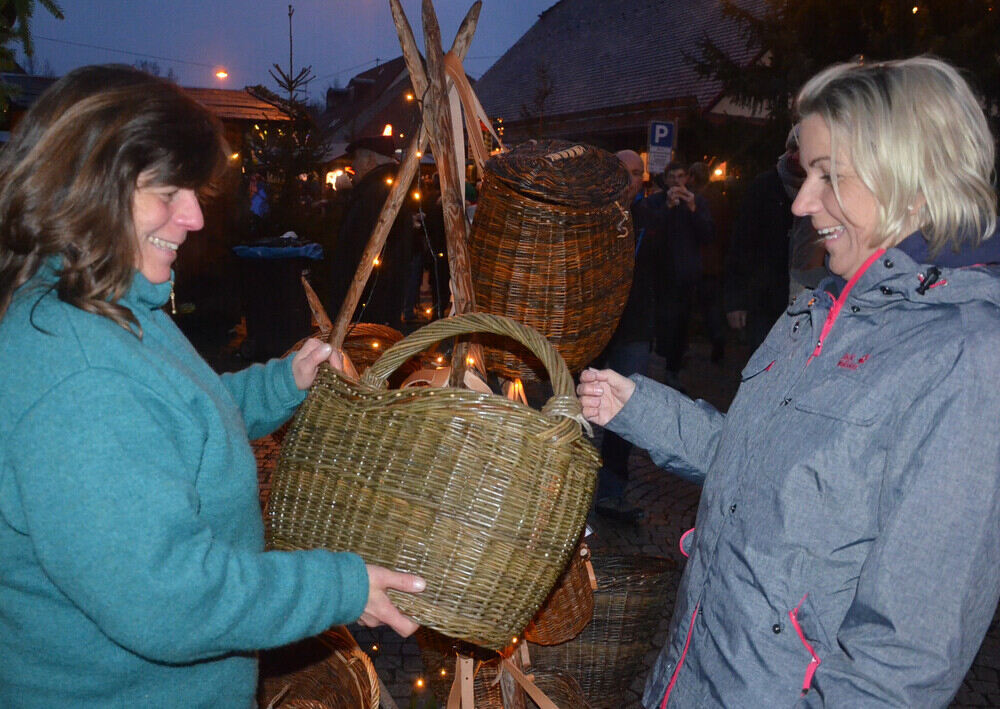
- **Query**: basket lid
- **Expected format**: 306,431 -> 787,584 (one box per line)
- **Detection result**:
486,139 -> 630,207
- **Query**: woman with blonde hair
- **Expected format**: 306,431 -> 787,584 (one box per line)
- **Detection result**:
579,55 -> 1000,707
0,65 -> 423,707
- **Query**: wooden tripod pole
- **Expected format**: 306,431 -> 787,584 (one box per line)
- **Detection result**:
327,131 -> 428,348
393,0 -> 486,386
329,1 -> 482,353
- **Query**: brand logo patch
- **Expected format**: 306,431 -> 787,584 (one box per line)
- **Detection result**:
837,353 -> 870,371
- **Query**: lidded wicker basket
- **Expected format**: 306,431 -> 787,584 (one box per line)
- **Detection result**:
469,140 -> 634,381
267,313 -> 599,650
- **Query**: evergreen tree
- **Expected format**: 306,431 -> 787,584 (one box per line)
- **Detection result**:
692,0 -> 1000,176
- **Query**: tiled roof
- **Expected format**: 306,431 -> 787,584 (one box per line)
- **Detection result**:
183,87 -> 290,122
1,73 -> 289,122
1,73 -> 57,108
474,0 -> 763,123
324,57 -> 409,135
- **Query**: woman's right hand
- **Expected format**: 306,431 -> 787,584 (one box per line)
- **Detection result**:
358,564 -> 425,637
576,368 -> 636,426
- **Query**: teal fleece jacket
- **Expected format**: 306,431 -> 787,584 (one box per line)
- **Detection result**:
0,265 -> 368,708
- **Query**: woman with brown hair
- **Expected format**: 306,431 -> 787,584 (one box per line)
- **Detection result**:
0,65 -> 423,707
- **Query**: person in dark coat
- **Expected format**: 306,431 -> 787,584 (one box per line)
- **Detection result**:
649,162 -> 714,388
329,136 -> 414,327
592,149 -> 658,523
725,127 -> 826,353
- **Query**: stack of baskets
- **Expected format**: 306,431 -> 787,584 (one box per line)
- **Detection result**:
258,626 -> 378,709
267,313 -> 599,650
469,139 -> 634,381
528,555 -> 678,707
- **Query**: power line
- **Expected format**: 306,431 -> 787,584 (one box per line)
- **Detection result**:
34,34 -> 231,70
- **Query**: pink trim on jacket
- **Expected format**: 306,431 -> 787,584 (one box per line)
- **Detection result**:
679,528 -> 695,558
806,249 -> 886,366
661,604 -> 699,708
788,594 -> 821,694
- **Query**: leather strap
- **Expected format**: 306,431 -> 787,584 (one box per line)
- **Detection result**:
446,655 -> 476,709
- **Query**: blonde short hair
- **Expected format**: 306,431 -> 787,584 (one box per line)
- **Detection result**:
795,56 -> 996,255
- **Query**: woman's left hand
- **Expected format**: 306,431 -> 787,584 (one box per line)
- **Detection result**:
291,338 -> 348,390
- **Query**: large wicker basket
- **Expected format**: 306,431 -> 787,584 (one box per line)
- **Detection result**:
528,555 -> 678,708
469,140 -> 634,381
258,626 -> 378,709
267,313 -> 599,650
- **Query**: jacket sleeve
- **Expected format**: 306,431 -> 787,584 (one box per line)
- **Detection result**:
798,335 -> 1000,707
220,356 -> 305,439
8,368 -> 368,664
605,374 -> 725,485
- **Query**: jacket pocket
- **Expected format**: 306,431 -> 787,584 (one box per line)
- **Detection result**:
793,372 -> 889,426
740,345 -> 778,383
787,594 -> 831,695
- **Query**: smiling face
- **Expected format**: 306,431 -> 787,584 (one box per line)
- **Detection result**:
132,172 -> 204,284
792,114 -> 882,280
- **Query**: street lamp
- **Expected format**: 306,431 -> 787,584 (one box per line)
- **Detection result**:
215,67 -> 229,80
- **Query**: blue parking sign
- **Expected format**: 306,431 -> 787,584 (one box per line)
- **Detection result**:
649,121 -> 675,149
647,120 -> 676,174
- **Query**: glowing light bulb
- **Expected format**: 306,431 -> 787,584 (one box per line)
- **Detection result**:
415,678 -> 425,689
371,341 -> 380,349
373,256 -> 381,266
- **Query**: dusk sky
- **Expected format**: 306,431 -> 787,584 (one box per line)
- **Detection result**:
24,1 -> 556,102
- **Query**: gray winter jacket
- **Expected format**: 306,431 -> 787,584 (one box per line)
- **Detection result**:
609,233 -> 1000,707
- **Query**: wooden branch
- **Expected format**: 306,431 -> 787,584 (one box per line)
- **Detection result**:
328,130 -> 429,348
389,0 -> 427,97
450,2 -> 482,61
420,0 -> 484,385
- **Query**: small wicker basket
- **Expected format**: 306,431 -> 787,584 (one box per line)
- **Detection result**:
469,140 -> 634,381
523,542 -> 595,645
258,626 -> 379,709
268,313 -> 599,650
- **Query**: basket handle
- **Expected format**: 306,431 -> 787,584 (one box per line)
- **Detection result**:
360,313 -> 590,433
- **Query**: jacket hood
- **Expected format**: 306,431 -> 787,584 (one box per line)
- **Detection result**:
895,227 -> 1000,268
800,228 -> 1000,313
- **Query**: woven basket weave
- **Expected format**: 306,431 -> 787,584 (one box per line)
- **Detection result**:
258,626 -> 378,709
528,555 -> 678,707
268,313 -> 599,650
469,140 -> 634,381
523,542 -> 595,645
530,669 -> 593,709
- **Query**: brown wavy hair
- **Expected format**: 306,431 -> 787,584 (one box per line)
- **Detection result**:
0,65 -> 229,332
